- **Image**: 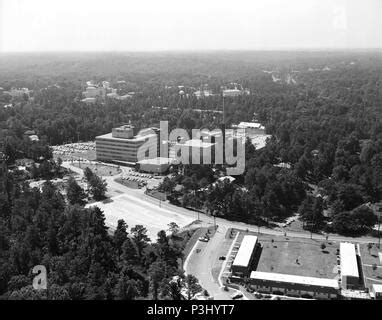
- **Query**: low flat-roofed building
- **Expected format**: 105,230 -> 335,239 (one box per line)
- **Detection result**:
250,271 -> 339,299
102,81 -> 110,89
29,135 -> 39,142
175,139 -> 215,165
81,97 -> 97,104
372,284 -> 382,299
117,94 -> 132,100
107,92 -> 119,99
340,242 -> 360,289
82,86 -> 105,99
231,235 -> 258,277
218,176 -> 236,183
181,139 -> 214,148
236,122 -> 266,134
194,90 -> 214,99
223,89 -> 243,97
4,87 -> 30,98
137,157 -> 175,174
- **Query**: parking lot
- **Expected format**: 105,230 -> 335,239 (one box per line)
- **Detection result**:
52,142 -> 96,161
220,230 -> 241,283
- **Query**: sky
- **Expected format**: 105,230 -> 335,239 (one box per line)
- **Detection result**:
0,0 -> 381,52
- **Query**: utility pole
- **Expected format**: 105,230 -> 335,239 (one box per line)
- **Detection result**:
222,95 -> 225,128
378,213 -> 381,249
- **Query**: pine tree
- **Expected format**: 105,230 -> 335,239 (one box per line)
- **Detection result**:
66,176 -> 86,205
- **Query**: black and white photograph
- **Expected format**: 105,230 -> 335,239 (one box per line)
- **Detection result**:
0,0 -> 382,314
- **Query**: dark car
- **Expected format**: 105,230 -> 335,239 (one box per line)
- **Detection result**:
231,293 -> 243,300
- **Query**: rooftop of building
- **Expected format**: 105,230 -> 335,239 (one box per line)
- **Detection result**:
178,139 -> 215,148
232,235 -> 258,268
373,284 -> 382,293
218,176 -> 236,182
114,124 -> 135,130
81,97 -> 96,102
96,132 -> 156,142
250,271 -> 339,289
29,135 -> 39,142
223,89 -> 242,92
340,242 -> 359,278
237,122 -> 265,129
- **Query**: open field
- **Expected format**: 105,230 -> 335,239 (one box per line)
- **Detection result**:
86,193 -> 195,241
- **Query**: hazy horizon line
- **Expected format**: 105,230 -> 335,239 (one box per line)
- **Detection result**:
1,47 -> 382,55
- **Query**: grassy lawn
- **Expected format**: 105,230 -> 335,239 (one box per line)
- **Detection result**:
359,243 -> 382,289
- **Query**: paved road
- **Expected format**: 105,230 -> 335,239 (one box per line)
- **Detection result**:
184,225 -> 232,299
63,162 -> 380,245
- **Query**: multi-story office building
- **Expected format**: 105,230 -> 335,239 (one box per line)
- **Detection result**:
95,125 -> 157,164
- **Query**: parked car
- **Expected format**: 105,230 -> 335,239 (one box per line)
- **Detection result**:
219,256 -> 226,261
231,292 -> 243,300
198,237 -> 209,242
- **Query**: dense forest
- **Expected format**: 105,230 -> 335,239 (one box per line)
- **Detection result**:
0,168 -> 201,299
1,51 -> 382,298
